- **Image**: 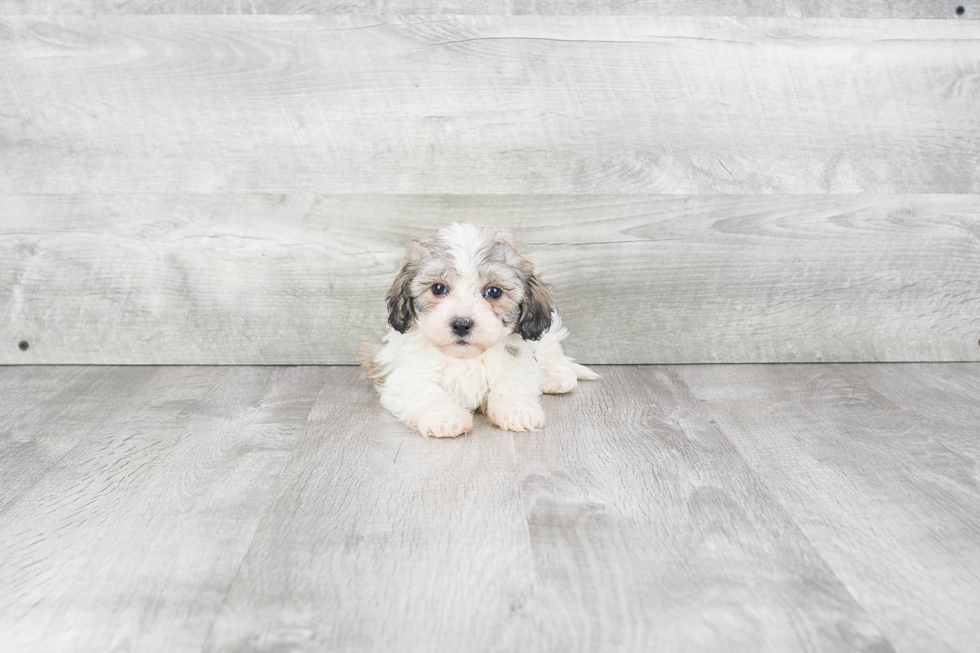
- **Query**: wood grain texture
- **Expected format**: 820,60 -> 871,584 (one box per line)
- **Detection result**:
679,363 -> 980,653
0,365 -> 911,652
3,194 -> 978,364
200,368 -> 541,653
0,366 -> 155,513
499,366 -> 889,653
2,16 -> 979,194
0,0 -> 974,18
0,365 -> 323,652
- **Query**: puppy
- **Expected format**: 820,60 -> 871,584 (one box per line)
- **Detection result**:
361,222 -> 598,438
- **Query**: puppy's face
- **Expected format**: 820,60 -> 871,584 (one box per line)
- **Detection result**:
386,223 -> 553,359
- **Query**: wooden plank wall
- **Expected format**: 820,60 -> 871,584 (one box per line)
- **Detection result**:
1,7 -> 978,364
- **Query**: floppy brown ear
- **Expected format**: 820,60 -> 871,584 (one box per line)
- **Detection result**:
386,262 -> 415,333
385,239 -> 427,333
518,273 -> 554,341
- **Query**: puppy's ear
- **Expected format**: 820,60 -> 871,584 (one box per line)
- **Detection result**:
518,273 -> 554,341
386,238 -> 427,333
493,228 -> 517,248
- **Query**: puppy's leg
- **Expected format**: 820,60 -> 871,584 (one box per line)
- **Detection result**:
415,399 -> 473,439
485,358 -> 546,432
380,373 -> 472,439
487,392 -> 546,432
539,355 -> 599,395
534,314 -> 599,395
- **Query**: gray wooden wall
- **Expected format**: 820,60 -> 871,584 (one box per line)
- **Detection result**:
1,5 -> 978,364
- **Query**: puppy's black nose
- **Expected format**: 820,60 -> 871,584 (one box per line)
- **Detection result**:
450,317 -> 473,336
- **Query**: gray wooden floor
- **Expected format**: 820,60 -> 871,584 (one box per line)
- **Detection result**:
1,364 -> 978,653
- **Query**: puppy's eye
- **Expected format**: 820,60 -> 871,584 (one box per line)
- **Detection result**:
432,283 -> 448,296
483,287 -> 502,299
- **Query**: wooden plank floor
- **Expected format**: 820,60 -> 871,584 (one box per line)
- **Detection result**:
0,364 -> 977,653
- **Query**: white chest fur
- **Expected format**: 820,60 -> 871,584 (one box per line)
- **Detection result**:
376,328 -> 541,412
435,355 -> 494,411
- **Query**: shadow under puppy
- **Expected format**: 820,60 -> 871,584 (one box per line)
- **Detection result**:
361,222 -> 598,438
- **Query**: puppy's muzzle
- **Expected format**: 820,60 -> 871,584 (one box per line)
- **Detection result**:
450,317 -> 474,337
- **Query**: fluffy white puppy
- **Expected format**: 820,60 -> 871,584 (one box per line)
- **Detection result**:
361,222 -> 598,438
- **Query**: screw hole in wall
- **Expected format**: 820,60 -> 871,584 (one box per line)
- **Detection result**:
956,5 -> 965,15
18,340 -> 29,351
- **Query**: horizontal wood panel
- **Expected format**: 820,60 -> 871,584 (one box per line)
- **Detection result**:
0,0 -> 972,18
1,16 -> 979,194
2,193 -> 978,364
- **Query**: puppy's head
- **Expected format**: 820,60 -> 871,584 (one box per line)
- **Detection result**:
386,223 -> 553,359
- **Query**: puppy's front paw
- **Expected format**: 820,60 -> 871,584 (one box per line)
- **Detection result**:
416,405 -> 473,439
541,366 -> 577,395
488,395 -> 546,432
